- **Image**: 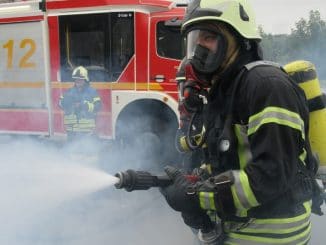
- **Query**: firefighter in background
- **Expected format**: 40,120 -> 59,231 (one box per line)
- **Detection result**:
160,0 -> 319,244
59,66 -> 102,141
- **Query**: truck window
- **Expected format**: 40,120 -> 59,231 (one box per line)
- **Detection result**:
59,12 -> 134,82
156,21 -> 184,60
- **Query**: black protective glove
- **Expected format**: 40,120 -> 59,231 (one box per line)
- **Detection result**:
181,211 -> 214,231
160,166 -> 216,231
160,165 -> 201,213
192,166 -> 211,181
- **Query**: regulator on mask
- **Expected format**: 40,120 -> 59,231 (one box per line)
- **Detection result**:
176,59 -> 208,152
179,63 -> 209,113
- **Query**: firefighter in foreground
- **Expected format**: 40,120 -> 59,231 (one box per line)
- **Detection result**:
59,66 -> 102,141
159,0 -> 320,244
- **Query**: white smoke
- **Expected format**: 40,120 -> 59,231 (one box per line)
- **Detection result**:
0,136 -> 194,245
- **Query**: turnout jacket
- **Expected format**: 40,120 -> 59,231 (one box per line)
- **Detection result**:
198,59 -> 312,244
59,85 -> 101,133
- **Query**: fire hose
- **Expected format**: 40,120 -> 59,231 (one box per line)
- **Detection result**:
114,169 -> 223,244
114,169 -> 199,192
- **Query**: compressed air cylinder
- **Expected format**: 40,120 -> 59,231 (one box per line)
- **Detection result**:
283,60 -> 326,173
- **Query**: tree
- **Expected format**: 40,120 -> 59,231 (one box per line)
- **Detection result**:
260,10 -> 326,80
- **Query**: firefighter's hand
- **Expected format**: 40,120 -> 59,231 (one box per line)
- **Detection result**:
181,211 -> 214,230
160,166 -> 200,213
192,165 -> 211,181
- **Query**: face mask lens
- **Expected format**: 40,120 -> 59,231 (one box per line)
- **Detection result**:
186,29 -> 223,74
186,30 -> 219,58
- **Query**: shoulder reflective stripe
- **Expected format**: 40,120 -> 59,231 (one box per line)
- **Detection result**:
244,60 -> 281,71
226,222 -> 311,244
248,107 -> 305,139
231,170 -> 259,211
234,124 -> 252,170
199,192 -> 216,210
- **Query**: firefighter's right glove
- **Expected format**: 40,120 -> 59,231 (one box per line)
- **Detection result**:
192,165 -> 211,181
160,165 -> 201,213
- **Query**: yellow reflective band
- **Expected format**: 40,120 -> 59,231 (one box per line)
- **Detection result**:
231,170 -> 259,211
234,124 -> 252,170
199,192 -> 216,210
299,149 -> 307,166
88,102 -> 94,112
226,222 -> 311,244
251,201 -> 311,225
230,184 -> 246,216
176,76 -> 186,81
248,107 -> 305,139
226,203 -> 311,233
93,97 -> 101,102
238,220 -> 310,235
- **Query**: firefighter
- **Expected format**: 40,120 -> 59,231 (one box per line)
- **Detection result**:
160,0 -> 318,244
59,66 -> 102,141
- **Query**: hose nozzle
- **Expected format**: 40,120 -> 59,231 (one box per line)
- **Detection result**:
114,169 -> 171,192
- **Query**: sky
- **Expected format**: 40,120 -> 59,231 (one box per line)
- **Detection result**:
250,0 -> 326,34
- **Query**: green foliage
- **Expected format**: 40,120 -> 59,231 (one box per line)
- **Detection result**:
260,10 -> 326,79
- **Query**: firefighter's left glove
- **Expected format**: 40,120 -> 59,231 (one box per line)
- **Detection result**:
160,165 -> 200,213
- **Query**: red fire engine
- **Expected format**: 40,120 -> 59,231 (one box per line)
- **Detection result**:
0,0 -> 185,160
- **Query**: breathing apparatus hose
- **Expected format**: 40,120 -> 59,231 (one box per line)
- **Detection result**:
185,111 -> 207,151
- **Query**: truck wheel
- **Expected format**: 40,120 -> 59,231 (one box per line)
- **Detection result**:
115,102 -> 181,171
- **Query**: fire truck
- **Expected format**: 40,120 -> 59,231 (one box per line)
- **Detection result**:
0,0 -> 185,162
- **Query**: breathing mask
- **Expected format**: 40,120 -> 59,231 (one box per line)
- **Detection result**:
186,28 -> 227,75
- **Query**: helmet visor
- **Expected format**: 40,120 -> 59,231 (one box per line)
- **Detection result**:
186,29 -> 226,74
